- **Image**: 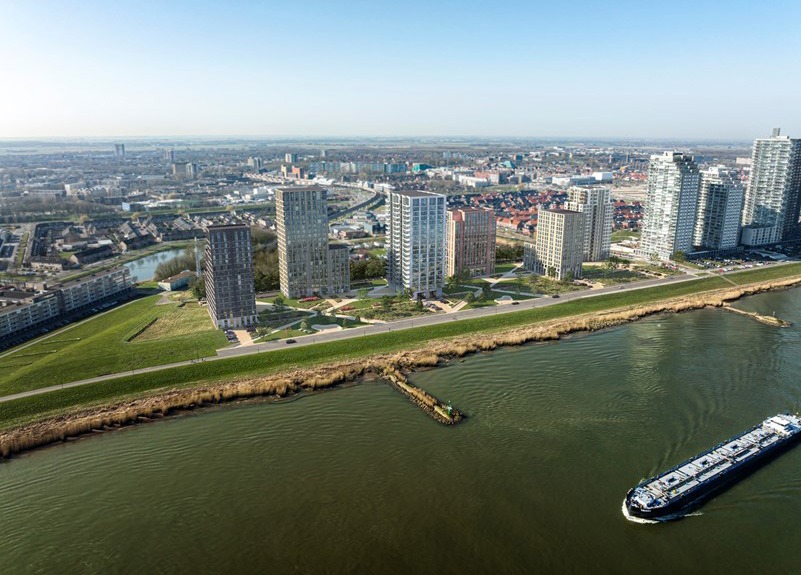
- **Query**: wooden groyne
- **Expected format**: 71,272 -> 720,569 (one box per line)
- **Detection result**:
720,304 -> 791,327
383,367 -> 464,425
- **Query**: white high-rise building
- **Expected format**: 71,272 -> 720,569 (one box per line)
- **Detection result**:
693,167 -> 743,251
639,151 -> 700,260
740,128 -> 801,246
565,186 -> 613,261
387,190 -> 446,298
524,209 -> 584,280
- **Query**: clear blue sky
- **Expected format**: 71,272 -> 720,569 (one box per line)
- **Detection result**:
1,0 -> 799,139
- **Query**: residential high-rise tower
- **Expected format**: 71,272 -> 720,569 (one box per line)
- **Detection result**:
446,207 -> 496,277
524,208 -> 584,280
565,186 -> 613,261
693,167 -> 743,251
276,186 -> 350,298
740,128 -> 801,246
387,190 -> 446,298
639,151 -> 700,260
204,224 -> 257,329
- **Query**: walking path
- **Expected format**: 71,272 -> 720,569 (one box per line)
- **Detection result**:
2,262 -> 795,404
0,272 -> 698,404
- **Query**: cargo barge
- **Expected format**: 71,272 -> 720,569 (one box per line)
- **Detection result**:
624,413 -> 801,521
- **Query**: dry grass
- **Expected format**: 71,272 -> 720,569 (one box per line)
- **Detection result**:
134,304 -> 214,341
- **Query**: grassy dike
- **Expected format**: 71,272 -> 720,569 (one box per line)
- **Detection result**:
1,263 -> 801,453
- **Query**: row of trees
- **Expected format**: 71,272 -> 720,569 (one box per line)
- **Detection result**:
153,247 -> 198,280
496,243 -> 524,262
350,256 -> 385,281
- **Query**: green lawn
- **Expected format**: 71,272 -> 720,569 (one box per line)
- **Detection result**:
581,266 -> 646,285
357,297 -> 433,321
260,296 -> 333,310
488,290 -> 536,300
1,264 -> 801,429
307,315 -> 367,329
522,274 -> 588,295
725,262 -> 801,285
465,299 -> 498,309
632,264 -> 683,277
0,295 -> 227,395
259,328 -> 307,342
494,263 -> 519,274
338,298 -> 379,311
611,230 -> 640,242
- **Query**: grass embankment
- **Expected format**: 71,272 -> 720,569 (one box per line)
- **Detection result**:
2,265 -> 801,445
726,262 -> 801,284
0,274 -> 733,430
4,272 -> 801,454
0,296 -> 226,394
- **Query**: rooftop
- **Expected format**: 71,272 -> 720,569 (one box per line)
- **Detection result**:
392,190 -> 444,198
546,208 -> 582,215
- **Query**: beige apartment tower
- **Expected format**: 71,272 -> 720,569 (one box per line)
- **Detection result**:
524,209 -> 584,280
276,186 -> 350,298
565,186 -> 613,261
446,207 -> 496,277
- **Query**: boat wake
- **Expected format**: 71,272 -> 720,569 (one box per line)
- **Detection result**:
621,500 -> 702,523
621,500 -> 659,524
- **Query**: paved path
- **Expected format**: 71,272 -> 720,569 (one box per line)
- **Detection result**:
216,273 -> 695,359
2,263 -> 793,404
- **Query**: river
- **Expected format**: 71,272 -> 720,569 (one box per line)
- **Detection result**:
122,247 -> 186,282
1,288 -> 800,573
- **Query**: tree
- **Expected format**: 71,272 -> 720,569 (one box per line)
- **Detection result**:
481,284 -> 492,299
514,274 -> 525,294
496,242 -> 524,263
251,226 -> 277,247
446,275 -> 459,292
381,296 -> 393,311
546,266 -> 557,278
357,287 -> 370,300
364,257 -> 386,279
563,271 -> 575,284
299,320 -> 310,332
464,292 -> 476,304
190,277 -> 206,299
273,295 -> 286,310
672,251 -> 687,263
350,259 -> 367,281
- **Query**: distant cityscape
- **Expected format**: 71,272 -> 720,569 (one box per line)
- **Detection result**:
1,129 -> 800,345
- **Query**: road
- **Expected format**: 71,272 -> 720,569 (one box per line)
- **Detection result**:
0,272 -> 697,404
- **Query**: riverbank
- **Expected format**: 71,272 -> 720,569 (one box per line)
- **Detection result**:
2,273 -> 801,459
